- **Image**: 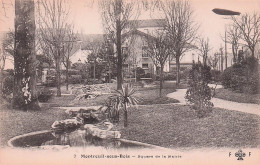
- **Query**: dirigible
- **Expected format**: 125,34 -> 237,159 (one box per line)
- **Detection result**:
212,8 -> 241,15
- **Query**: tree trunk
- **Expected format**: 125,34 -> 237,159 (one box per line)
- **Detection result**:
13,0 -> 39,110
116,0 -> 123,90
159,66 -> 164,97
0,68 -> 4,97
176,56 -> 180,86
66,60 -> 69,91
220,50 -> 223,72
93,59 -> 96,81
123,103 -> 128,127
56,55 -> 61,97
250,47 -> 255,57
232,44 -> 236,63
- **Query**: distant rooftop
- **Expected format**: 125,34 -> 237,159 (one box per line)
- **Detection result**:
129,19 -> 166,28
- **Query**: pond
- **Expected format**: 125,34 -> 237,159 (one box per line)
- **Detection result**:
9,129 -> 155,150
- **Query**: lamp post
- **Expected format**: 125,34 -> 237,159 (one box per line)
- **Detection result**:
212,8 -> 240,70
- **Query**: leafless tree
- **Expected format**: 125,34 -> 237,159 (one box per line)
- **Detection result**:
158,0 -> 199,85
224,23 -> 242,63
198,37 -> 211,66
13,0 -> 39,110
146,30 -> 172,97
207,52 -> 219,71
231,13 -> 260,57
36,0 -> 71,96
62,25 -> 76,90
85,39 -> 105,81
99,0 -> 139,90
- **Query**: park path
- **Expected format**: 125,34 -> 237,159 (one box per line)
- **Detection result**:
167,85 -> 260,116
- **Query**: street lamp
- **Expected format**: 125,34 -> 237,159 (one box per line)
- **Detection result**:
212,8 -> 241,70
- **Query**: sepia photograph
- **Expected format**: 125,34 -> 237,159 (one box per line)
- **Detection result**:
0,0 -> 260,164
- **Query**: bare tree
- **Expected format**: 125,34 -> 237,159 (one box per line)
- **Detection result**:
146,30 -> 172,97
221,23 -> 242,63
99,0 -> 139,90
13,0 -> 39,110
198,37 -> 211,66
159,0 -> 198,85
62,25 -> 76,90
37,0 -> 71,96
85,39 -> 105,81
207,52 -> 219,71
231,13 -> 260,57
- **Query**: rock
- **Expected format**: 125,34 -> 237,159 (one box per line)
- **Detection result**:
65,106 -> 104,116
83,123 -> 121,139
51,117 -> 83,132
74,93 -> 99,100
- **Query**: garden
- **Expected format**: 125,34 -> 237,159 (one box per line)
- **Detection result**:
1,60 -> 260,150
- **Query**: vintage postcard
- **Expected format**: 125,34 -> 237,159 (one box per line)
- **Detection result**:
0,0 -> 260,164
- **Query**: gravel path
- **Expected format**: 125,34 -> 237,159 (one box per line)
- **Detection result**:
167,85 -> 260,116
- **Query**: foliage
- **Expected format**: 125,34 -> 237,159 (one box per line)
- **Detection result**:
112,84 -> 138,127
104,96 -> 120,123
210,70 -> 221,82
37,87 -> 54,102
2,75 -> 14,102
185,62 -> 213,118
133,67 -> 145,81
221,56 -> 259,94
68,75 -> 82,84
71,63 -> 89,79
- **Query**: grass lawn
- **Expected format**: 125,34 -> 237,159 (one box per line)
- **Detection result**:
214,88 -> 260,104
0,105 -> 69,147
45,81 -> 179,107
115,104 -> 260,149
1,81 -> 259,149
134,88 -> 179,105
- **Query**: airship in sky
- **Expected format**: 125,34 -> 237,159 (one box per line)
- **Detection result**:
212,8 -> 241,15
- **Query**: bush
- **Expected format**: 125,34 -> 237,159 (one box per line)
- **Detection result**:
2,75 -> 14,101
164,73 -> 176,81
37,87 -> 54,102
133,67 -> 145,81
221,56 -> 259,94
185,62 -> 213,118
69,75 -> 82,84
210,70 -> 221,82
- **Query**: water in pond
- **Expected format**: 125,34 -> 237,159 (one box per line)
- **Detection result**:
11,129 -> 153,150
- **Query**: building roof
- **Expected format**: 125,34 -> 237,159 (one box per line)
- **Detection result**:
129,19 -> 166,28
69,33 -> 106,55
122,29 -> 156,40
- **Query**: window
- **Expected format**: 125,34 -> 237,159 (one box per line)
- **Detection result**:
142,63 -> 149,69
122,47 -> 128,55
142,46 -> 148,57
123,64 -> 129,73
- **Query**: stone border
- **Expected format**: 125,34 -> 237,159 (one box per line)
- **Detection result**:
7,130 -> 53,148
7,130 -> 168,150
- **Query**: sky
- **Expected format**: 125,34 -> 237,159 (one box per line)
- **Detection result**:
0,0 -> 260,68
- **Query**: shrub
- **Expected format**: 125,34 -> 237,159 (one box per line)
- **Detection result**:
37,87 -> 54,102
69,75 -> 82,84
104,96 -> 120,123
221,56 -> 259,94
210,70 -> 221,82
185,62 -> 213,118
2,75 -> 14,102
164,73 -> 176,81
134,67 -> 145,81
